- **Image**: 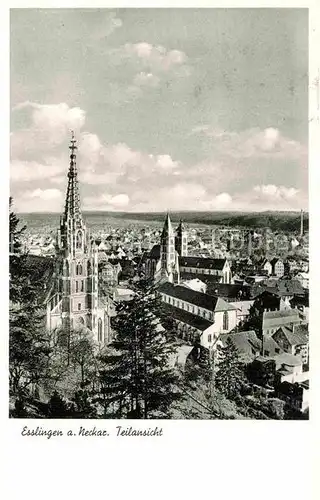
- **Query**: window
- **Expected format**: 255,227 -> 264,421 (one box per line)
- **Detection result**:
98,318 -> 103,342
275,348 -> 280,354
264,350 -> 270,356
76,231 -> 82,249
81,281 -> 84,292
76,281 -> 79,292
76,264 -> 83,275
223,311 -> 229,330
78,303 -> 81,311
208,334 -> 212,343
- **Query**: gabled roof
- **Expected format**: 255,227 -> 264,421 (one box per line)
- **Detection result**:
273,325 -> 308,346
218,331 -> 260,355
290,294 -> 309,308
148,244 -> 161,260
273,352 -> 302,368
158,282 -> 236,312
270,258 -> 283,265
263,309 -> 301,330
178,256 -> 227,270
161,304 -> 213,331
262,336 -> 284,356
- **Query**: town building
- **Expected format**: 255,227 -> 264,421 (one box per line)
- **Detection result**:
158,281 -> 237,348
262,308 -> 301,338
270,258 -> 285,277
271,324 -> 308,365
179,256 -> 232,283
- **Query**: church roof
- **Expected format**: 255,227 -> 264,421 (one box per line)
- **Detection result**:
158,282 -> 236,312
178,256 -> 227,270
161,304 -> 213,331
148,244 -> 161,260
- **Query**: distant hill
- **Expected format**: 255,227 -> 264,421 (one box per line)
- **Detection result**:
19,210 -> 309,232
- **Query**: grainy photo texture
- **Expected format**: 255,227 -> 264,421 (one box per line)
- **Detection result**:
9,8 -> 309,420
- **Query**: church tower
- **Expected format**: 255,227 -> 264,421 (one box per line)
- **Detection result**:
56,132 -> 99,336
175,220 -> 188,256
160,213 -> 179,283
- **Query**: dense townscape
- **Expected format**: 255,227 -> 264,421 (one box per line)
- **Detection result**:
9,136 -> 309,420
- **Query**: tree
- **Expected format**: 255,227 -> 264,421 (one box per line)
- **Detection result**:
9,197 -> 26,255
215,337 -> 246,399
97,284 -> 182,419
9,199 -> 57,412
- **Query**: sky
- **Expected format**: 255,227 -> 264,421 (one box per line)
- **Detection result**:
10,8 -> 308,213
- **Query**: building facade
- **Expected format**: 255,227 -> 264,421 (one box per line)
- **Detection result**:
46,134 -> 111,344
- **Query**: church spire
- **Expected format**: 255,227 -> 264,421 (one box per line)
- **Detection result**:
63,131 -> 82,223
161,212 -> 174,238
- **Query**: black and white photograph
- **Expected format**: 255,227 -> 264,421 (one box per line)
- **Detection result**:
9,7 -> 310,421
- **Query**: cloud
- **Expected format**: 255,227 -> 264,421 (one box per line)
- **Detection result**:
191,126 -> 307,162
133,72 -> 160,88
13,102 -> 85,134
11,102 -> 86,161
253,184 -> 299,200
10,159 -> 66,182
83,193 -> 130,211
122,43 -> 188,72
14,187 -> 63,212
107,42 -> 191,93
10,101 -> 307,213
154,154 -> 180,170
24,188 -> 62,200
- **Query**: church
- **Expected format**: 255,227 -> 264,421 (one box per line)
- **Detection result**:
143,214 -> 231,285
45,133 -> 112,344
143,214 -> 187,283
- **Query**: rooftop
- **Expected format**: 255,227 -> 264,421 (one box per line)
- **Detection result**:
158,282 -> 236,312
179,256 -> 227,270
161,304 -> 213,331
262,308 -> 301,329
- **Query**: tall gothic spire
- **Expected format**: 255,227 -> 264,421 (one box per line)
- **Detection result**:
161,212 -> 174,237
63,131 -> 82,222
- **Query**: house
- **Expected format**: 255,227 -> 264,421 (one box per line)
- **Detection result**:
290,294 -> 309,322
296,272 -> 309,290
261,335 -> 284,358
275,380 -> 309,412
262,308 -> 301,337
262,259 -> 273,276
270,258 -> 285,278
273,353 -> 308,385
178,257 -> 232,284
216,330 -> 261,363
230,300 -> 254,326
113,287 -> 135,302
100,261 -> 122,286
251,290 -> 281,314
272,324 -> 308,365
158,282 -> 237,348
